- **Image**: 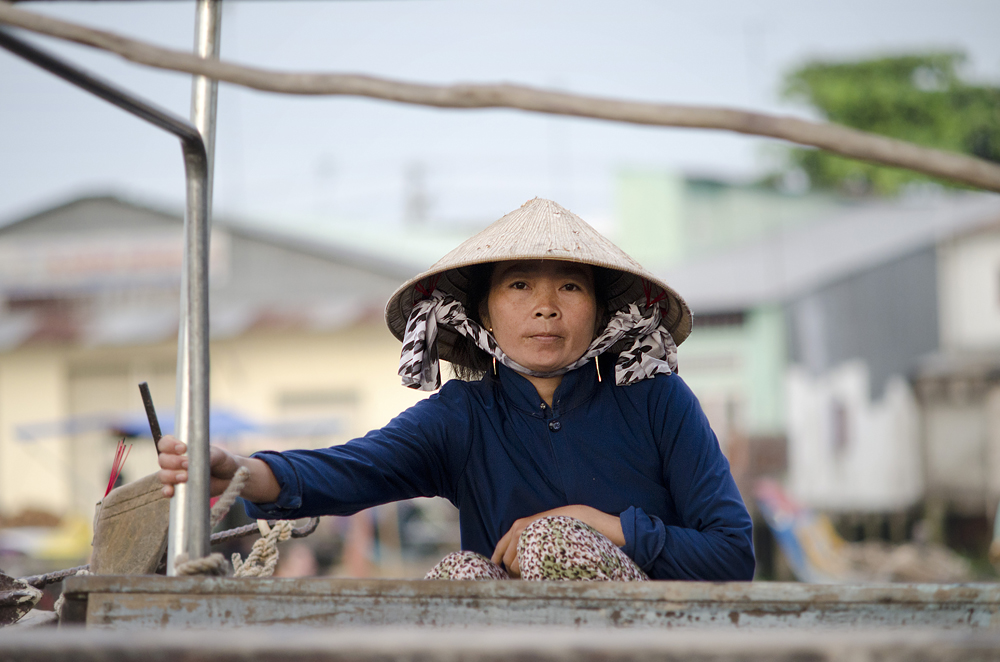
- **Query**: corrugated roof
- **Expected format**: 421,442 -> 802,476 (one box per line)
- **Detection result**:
658,193 -> 1000,313
0,195 -> 422,348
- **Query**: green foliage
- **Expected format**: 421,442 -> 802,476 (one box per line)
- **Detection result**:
779,52 -> 1000,195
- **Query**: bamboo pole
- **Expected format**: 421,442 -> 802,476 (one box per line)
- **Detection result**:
2,0 -> 1000,193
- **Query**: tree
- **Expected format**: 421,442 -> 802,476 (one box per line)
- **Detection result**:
777,52 -> 1000,195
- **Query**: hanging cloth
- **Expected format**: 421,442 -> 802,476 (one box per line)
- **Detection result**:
398,290 -> 678,391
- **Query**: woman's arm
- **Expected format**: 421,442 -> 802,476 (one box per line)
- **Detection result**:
167,381 -> 475,522
157,435 -> 280,503
624,375 -> 755,581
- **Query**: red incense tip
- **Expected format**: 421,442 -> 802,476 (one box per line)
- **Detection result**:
104,438 -> 133,497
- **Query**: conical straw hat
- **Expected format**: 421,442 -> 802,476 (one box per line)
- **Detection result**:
384,198 -> 692,366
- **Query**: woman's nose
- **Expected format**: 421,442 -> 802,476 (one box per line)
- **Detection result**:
533,290 -> 560,318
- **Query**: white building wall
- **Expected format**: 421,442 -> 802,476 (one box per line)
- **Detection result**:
0,323 -> 428,519
923,400 -> 988,510
938,229 -> 1000,351
788,360 -> 923,512
989,388 -> 1000,505
0,348 -> 71,515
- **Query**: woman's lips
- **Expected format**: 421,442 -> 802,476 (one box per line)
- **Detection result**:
528,334 -> 562,342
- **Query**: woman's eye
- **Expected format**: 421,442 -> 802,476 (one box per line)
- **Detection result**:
562,283 -> 581,291
509,281 -> 528,290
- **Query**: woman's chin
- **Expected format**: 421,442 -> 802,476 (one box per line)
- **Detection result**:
514,356 -> 576,374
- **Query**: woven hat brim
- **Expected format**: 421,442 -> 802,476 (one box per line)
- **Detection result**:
384,199 -> 692,367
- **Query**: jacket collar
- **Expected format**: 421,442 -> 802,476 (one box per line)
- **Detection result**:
495,360 -> 600,418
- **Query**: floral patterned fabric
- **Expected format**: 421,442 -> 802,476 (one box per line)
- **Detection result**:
425,516 -> 648,581
424,550 -> 511,580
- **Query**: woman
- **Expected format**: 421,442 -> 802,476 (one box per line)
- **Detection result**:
158,198 -> 754,581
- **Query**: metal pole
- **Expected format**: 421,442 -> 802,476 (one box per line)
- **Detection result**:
0,27 -> 219,574
167,0 -> 222,575
0,30 -> 206,149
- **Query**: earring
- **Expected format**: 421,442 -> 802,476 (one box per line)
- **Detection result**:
595,356 -> 602,383
492,356 -> 498,376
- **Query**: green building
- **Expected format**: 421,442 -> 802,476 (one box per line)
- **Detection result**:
616,170 -> 844,476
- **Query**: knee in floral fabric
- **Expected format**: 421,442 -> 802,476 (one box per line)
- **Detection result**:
516,516 -> 649,581
424,550 -> 509,580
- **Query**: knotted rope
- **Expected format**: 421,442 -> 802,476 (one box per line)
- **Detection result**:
171,467 -> 301,578
232,520 -> 294,577
173,551 -> 229,576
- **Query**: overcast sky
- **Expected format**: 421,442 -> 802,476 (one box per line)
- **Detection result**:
2,0 -> 998,233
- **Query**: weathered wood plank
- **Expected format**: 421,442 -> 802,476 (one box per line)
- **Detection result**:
3,627 -> 1000,662
90,474 -> 169,576
63,576 -> 1000,630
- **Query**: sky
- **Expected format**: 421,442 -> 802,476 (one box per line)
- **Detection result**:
2,0 -> 999,236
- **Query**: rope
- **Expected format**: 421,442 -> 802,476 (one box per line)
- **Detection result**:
53,568 -> 89,620
0,1 -> 999,193
171,467 -> 297,578
21,564 -> 90,590
13,517 -> 318,588
232,520 -> 294,578
173,466 -> 249,577
210,465 -> 249,529
174,552 -> 229,576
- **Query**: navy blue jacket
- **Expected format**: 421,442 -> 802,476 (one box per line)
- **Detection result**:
247,359 -> 755,580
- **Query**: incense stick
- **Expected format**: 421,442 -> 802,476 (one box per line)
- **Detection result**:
138,381 -> 162,454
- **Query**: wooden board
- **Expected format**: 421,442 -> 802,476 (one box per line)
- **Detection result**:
90,474 -> 169,576
4,627 -> 1000,661
63,575 -> 1000,630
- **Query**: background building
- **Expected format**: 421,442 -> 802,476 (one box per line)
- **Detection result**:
914,216 -> 1000,539
648,181 -> 1000,560
0,195 -> 428,522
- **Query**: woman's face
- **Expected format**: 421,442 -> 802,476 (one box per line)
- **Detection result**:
482,260 -> 598,373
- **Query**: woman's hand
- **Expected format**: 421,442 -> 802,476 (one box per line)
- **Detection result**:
157,435 -> 238,498
490,504 -> 625,577
156,435 -> 281,503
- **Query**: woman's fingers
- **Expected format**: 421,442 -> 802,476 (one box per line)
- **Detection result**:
157,435 -> 186,455
158,469 -> 187,485
157,467 -> 188,497
502,526 -> 521,574
491,528 -> 512,566
155,442 -> 242,498
493,517 -> 541,575
493,517 -> 530,576
157,436 -> 188,496
156,435 -> 187,493
158,453 -> 188,471
507,555 -> 521,578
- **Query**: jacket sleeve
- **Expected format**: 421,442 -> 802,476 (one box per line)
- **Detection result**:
619,375 -> 755,581
244,380 -> 473,520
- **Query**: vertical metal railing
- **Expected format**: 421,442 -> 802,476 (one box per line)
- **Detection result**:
167,0 -> 222,575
